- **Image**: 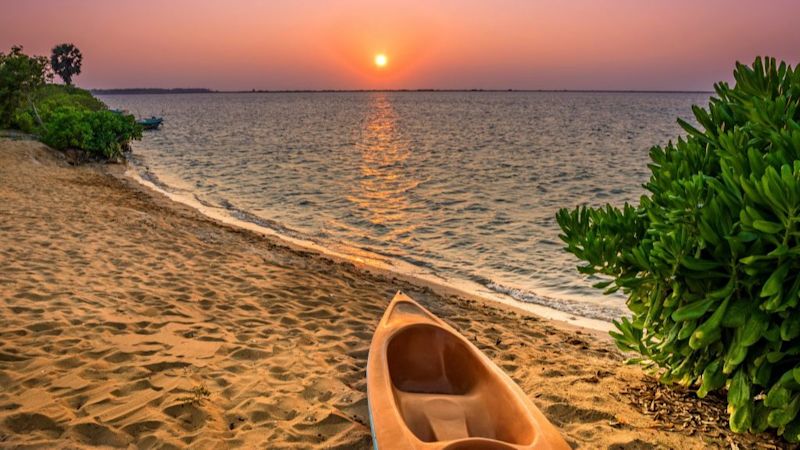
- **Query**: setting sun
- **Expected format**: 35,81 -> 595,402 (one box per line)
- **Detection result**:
374,53 -> 388,68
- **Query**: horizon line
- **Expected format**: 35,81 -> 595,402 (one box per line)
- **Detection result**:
89,87 -> 715,95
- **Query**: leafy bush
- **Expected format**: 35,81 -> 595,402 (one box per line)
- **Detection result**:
84,110 -> 141,158
13,84 -> 106,133
2,46 -> 139,161
40,106 -> 92,150
556,57 -> 800,440
41,106 -> 141,159
0,45 -> 50,127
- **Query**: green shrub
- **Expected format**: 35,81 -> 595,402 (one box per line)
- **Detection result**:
16,84 -> 141,160
13,84 -> 106,133
41,106 -> 92,150
33,84 -> 104,116
84,110 -> 141,158
2,47 -> 140,161
556,57 -> 800,440
42,106 -> 141,159
0,45 -> 49,127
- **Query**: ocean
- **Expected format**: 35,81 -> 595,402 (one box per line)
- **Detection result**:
100,91 -> 709,322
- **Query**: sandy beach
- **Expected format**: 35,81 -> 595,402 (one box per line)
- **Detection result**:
0,137 -> 780,449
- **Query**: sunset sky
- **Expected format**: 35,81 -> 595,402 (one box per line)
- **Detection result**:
2,0 -> 799,91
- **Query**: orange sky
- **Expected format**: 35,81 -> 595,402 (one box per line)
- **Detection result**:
2,0 -> 799,90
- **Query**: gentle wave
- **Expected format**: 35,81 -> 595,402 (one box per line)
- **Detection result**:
485,281 -> 625,322
104,91 -> 710,324
129,150 -> 624,323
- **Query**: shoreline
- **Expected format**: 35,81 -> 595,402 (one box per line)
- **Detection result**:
0,137 -> 776,448
124,160 -> 614,333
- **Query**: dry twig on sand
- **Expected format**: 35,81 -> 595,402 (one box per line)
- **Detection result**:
623,378 -> 790,449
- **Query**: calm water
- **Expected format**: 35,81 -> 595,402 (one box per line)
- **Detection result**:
101,91 -> 709,321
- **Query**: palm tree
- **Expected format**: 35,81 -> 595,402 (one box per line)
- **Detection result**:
50,43 -> 82,86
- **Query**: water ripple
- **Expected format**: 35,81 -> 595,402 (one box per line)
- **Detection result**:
103,91 -> 709,321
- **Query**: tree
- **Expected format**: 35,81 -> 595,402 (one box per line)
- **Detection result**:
0,45 -> 50,127
50,43 -> 82,86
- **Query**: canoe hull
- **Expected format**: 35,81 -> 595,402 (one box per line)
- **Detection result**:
367,292 -> 569,450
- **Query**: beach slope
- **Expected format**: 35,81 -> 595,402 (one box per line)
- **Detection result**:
0,138 -> 748,448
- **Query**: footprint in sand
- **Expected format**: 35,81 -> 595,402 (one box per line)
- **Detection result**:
163,403 -> 207,431
229,347 -> 271,360
545,403 -> 615,427
71,421 -> 130,447
4,412 -> 63,438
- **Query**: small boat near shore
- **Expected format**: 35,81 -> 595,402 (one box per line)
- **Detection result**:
367,292 -> 569,450
137,116 -> 163,130
109,109 -> 163,130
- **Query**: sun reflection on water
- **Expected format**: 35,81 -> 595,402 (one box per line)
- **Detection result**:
347,93 -> 420,241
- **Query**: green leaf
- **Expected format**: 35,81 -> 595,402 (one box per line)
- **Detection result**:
752,219 -> 784,234
761,263 -> 790,298
698,359 -> 725,398
728,369 -> 751,407
681,256 -> 722,271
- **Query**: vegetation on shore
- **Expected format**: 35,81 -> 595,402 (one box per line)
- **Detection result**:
557,57 -> 800,440
0,45 -> 140,160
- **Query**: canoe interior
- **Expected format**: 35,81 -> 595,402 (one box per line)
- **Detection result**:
387,322 -> 535,445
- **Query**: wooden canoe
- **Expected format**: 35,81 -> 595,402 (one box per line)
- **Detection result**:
367,292 -> 570,450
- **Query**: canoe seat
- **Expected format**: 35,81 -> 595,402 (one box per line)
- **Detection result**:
395,393 -> 472,441
388,323 -> 535,445
395,391 -> 525,447
423,397 -> 469,440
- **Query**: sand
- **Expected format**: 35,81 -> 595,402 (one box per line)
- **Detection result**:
0,138 -> 777,449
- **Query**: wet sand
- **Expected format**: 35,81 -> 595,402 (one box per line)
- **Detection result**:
0,138 -> 757,448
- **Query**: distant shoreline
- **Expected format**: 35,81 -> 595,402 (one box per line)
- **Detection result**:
92,87 -> 714,95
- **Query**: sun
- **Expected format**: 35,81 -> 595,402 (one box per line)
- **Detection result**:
374,53 -> 388,68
